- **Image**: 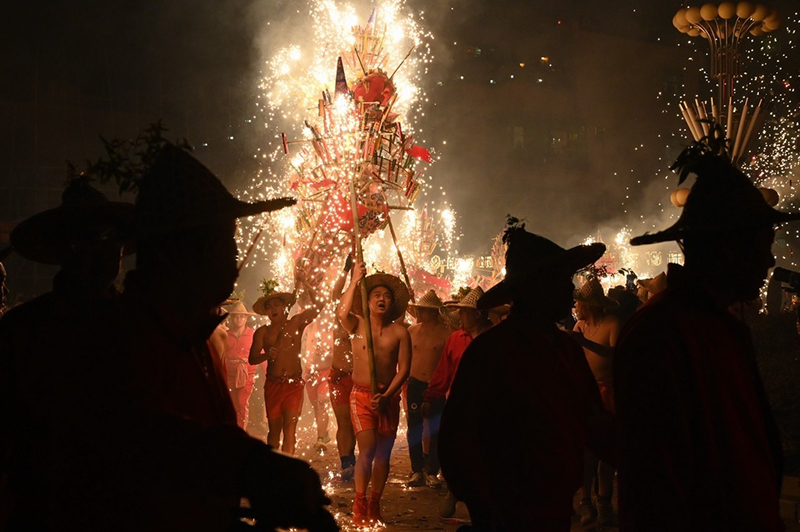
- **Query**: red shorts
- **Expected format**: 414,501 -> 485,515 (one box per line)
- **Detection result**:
329,369 -> 354,408
350,383 -> 401,437
264,377 -> 304,420
597,380 -> 615,414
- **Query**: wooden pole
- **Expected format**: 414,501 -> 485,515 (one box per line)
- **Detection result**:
349,177 -> 378,395
387,215 -> 414,304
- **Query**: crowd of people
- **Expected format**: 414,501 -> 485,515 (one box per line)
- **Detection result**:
0,140 -> 795,532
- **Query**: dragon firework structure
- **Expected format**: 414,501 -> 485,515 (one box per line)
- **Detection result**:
239,2 -> 445,304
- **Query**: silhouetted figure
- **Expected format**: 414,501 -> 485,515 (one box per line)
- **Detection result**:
439,224 -> 613,532
0,180 -> 134,530
2,146 -> 337,531
615,150 -> 797,531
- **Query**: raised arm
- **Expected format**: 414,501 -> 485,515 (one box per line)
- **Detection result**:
337,261 -> 365,333
331,254 -> 352,301
249,326 -> 268,365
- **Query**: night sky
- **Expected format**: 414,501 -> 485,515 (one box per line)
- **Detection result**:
2,0 -> 798,274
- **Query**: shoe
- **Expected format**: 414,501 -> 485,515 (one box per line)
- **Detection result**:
314,437 -> 327,455
368,497 -> 386,526
578,498 -> 597,528
439,490 -> 457,518
426,471 -> 442,488
341,465 -> 355,482
353,495 -> 369,527
407,471 -> 426,487
596,496 -> 617,527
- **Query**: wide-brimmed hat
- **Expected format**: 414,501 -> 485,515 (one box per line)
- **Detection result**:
408,289 -> 444,319
478,225 -> 605,309
226,301 -> 257,316
574,278 -> 618,309
11,180 -> 135,265
253,290 -> 296,315
445,286 -> 484,309
631,152 -> 800,246
352,273 -> 410,322
134,144 -> 296,236
637,272 -> 667,295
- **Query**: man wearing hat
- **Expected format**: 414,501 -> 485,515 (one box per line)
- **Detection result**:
614,150 -> 792,531
422,285 -> 493,518
439,223 -> 612,531
571,277 -> 621,527
0,179 -> 135,527
337,262 -> 411,526
224,301 -> 258,429
249,278 -> 321,456
3,145 -> 337,531
405,289 -> 451,487
635,271 -> 667,303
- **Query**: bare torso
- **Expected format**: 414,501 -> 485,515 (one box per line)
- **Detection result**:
351,316 -> 407,388
332,324 -> 353,373
574,316 -> 620,382
408,320 -> 450,382
254,315 -> 308,380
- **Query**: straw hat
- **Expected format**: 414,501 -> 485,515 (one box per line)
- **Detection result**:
134,144 -> 296,236
351,273 -> 410,322
408,289 -> 444,319
574,278 -> 618,309
446,286 -> 484,309
478,225 -> 605,310
227,301 -> 257,316
631,151 -> 800,246
253,289 -> 296,315
637,272 -> 667,295
11,180 -> 135,265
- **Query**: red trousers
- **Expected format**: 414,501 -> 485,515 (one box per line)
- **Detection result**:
230,379 -> 255,429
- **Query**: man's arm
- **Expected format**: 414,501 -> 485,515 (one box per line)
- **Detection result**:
569,331 -> 614,358
249,326 -> 268,365
337,261 -> 365,333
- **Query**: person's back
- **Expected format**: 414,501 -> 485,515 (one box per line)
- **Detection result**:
441,312 -> 600,530
615,264 -> 783,531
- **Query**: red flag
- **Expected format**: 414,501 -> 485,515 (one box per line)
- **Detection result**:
406,145 -> 432,164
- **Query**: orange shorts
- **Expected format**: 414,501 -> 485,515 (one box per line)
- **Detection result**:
329,369 -> 354,408
350,383 -> 401,437
264,377 -> 304,420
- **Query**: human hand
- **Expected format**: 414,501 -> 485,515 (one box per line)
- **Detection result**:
268,346 -> 278,363
371,392 -> 389,412
421,401 -> 431,417
352,262 -> 366,284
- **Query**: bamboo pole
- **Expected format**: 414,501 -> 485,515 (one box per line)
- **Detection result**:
387,215 -> 414,304
738,99 -> 763,164
731,96 -> 749,162
349,177 -> 378,395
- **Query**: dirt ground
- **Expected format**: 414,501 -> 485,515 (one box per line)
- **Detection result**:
246,375 -> 800,531
247,381 -> 622,531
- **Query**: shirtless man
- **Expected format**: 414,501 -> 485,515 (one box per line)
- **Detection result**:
571,277 -> 621,528
337,262 -> 411,527
329,262 -> 357,481
250,279 -> 320,455
406,290 -> 451,487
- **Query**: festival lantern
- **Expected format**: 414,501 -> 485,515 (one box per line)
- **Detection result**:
671,2 -> 779,208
